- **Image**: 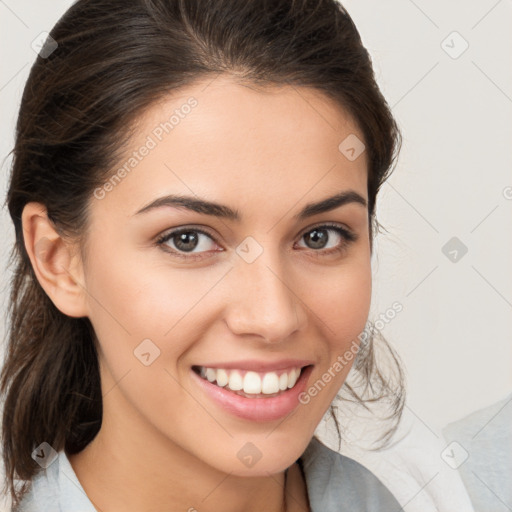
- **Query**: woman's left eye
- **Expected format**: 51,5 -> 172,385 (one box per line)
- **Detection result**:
296,224 -> 357,253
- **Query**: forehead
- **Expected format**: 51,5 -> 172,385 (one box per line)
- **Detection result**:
95,75 -> 368,219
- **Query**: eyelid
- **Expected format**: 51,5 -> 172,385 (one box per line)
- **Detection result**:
158,225 -> 217,239
296,221 -> 357,242
157,226 -> 220,244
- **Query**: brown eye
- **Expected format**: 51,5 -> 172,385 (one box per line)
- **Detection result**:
303,228 -> 331,249
298,225 -> 356,251
173,231 -> 200,252
156,228 -> 219,258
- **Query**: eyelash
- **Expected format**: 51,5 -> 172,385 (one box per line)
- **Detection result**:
155,223 -> 358,261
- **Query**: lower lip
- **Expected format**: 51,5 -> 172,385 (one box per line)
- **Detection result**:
191,366 -> 313,422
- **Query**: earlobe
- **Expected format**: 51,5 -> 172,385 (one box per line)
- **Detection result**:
21,202 -> 89,318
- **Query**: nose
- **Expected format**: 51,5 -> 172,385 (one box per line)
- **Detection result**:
224,250 -> 307,343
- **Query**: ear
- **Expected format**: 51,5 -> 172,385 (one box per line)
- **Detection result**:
21,202 -> 89,318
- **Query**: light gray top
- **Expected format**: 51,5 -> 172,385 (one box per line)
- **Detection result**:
15,436 -> 401,512
443,393 -> 512,512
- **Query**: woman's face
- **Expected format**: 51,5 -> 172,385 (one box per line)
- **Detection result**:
81,75 -> 371,476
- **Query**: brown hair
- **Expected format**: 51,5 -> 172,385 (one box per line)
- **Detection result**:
1,0 -> 404,506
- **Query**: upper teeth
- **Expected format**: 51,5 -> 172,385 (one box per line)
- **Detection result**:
200,367 -> 302,395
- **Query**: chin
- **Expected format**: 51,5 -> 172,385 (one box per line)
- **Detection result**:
206,432 -> 313,477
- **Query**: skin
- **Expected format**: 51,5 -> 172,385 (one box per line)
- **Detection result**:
22,75 -> 372,512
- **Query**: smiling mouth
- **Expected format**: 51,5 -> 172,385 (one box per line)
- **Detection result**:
192,365 -> 306,398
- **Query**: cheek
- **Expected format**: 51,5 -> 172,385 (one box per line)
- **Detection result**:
311,258 -> 372,346
82,253 -> 215,425
301,258 -> 372,405
84,233 -> 186,329
83,247 -> 225,373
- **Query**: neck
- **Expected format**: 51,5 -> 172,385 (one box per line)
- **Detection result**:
68,402 -> 299,512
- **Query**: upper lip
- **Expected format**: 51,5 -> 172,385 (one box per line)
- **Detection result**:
193,359 -> 314,373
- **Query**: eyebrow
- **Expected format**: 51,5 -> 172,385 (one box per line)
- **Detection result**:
134,190 -> 367,220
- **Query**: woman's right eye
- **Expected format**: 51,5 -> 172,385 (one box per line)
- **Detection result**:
156,228 -> 221,259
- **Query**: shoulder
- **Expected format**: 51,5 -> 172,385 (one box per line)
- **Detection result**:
14,450 -> 96,512
442,394 -> 512,512
443,393 -> 512,444
443,393 -> 512,478
300,436 -> 401,512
